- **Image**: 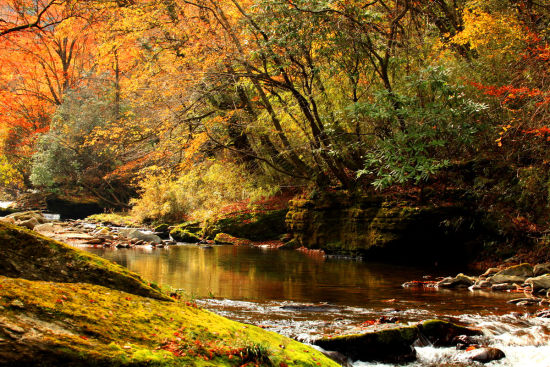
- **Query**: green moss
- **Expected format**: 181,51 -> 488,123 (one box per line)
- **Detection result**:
0,276 -> 339,367
0,222 -> 169,301
314,325 -> 418,363
204,210 -> 288,241
153,224 -> 170,233
214,233 -> 250,245
170,227 -> 201,243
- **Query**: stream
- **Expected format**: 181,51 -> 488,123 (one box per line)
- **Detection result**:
83,244 -> 550,366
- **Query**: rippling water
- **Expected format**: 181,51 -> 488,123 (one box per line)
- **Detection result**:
84,244 -> 550,366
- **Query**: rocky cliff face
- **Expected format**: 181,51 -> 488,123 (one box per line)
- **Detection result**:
286,192 -> 482,264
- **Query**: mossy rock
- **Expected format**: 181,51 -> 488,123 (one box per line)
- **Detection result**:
214,233 -> 251,246
0,222 -> 168,301
204,210 -> 288,241
314,325 -> 418,363
170,227 -> 200,243
170,221 -> 202,238
0,276 -> 340,367
154,223 -> 170,233
314,320 -> 480,363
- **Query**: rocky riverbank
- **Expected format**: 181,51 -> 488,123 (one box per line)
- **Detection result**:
0,220 -> 340,366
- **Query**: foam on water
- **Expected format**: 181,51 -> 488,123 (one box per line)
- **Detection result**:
352,313 -> 550,367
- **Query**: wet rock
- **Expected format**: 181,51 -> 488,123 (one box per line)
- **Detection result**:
320,350 -> 352,367
534,263 -> 550,277
437,273 -> 475,288
171,228 -> 201,243
491,283 -> 516,291
402,280 -> 438,289
453,335 -> 478,350
488,263 -> 533,284
419,320 -> 482,347
466,347 -> 505,363
524,274 -> 550,292
507,297 -> 541,305
535,309 -> 550,318
470,279 -> 491,290
377,316 -> 399,324
313,325 -> 419,363
479,267 -> 500,278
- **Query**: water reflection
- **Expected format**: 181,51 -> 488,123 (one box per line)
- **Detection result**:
85,244 -> 523,314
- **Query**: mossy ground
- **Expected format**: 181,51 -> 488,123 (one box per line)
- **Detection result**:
0,276 -> 339,367
0,221 -> 168,300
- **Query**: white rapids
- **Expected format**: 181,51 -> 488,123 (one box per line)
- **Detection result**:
198,299 -> 550,367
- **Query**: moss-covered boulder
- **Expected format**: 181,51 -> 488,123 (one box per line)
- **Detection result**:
0,276 -> 340,367
214,233 -> 251,245
204,210 -> 288,241
314,325 -> 419,363
313,320 -> 481,363
170,227 -> 201,243
0,222 -> 168,301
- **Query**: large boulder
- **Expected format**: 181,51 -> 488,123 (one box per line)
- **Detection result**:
488,263 -> 533,284
437,273 -> 475,289
0,222 -> 168,300
524,274 -> 550,292
313,320 -> 480,363
170,227 -> 201,243
119,229 -> 162,244
314,325 -> 418,363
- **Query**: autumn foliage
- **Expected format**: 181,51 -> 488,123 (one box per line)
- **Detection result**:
0,0 -> 548,233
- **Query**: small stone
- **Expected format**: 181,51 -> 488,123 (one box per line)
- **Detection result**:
491,283 -> 516,291
466,347 -> 505,363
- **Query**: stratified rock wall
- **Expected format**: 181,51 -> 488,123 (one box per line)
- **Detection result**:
286,192 -> 481,264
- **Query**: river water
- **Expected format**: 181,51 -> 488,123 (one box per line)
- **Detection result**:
84,244 -> 550,366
